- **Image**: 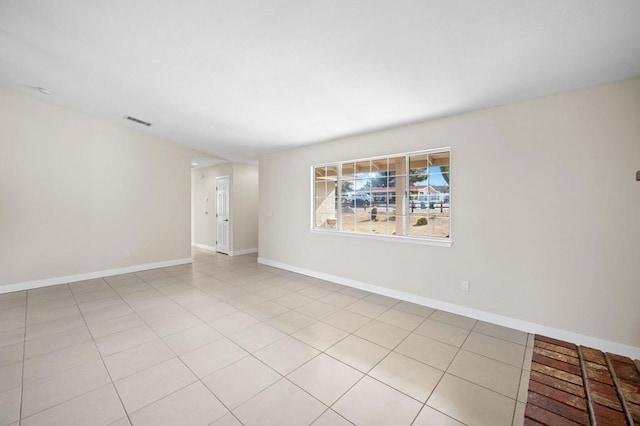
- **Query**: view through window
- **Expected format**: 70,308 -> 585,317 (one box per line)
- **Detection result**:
313,149 -> 450,240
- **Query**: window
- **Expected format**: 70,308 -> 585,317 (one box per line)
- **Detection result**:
312,149 -> 450,244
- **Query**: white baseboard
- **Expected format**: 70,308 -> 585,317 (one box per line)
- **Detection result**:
0,258 -> 192,295
258,257 -> 640,359
192,243 -> 257,257
192,243 -> 217,252
229,248 -> 258,256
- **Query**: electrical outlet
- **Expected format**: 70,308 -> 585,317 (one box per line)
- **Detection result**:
124,250 -> 130,258
461,281 -> 470,292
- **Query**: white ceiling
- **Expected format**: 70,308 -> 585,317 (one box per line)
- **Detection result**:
1,1 -> 639,163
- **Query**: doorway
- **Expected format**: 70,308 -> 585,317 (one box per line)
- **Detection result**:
215,176 -> 230,254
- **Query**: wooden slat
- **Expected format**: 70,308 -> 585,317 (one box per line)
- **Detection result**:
592,403 -> 628,425
536,335 -> 577,350
534,347 -> 580,366
529,370 -> 586,398
531,363 -> 584,386
524,418 -> 546,426
585,360 -> 615,385
619,380 -> 640,405
529,380 -> 587,411
629,402 -> 640,423
533,353 -> 582,376
608,353 -> 633,364
526,336 -> 639,426
537,340 -> 579,358
527,392 -> 590,425
588,380 -> 623,411
612,359 -> 640,384
525,404 -> 584,426
581,347 -> 607,365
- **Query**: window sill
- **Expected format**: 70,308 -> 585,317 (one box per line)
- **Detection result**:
310,228 -> 452,248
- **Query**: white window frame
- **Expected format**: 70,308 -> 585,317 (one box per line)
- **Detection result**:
310,148 -> 452,248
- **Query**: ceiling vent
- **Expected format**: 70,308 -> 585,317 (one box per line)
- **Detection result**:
124,116 -> 152,127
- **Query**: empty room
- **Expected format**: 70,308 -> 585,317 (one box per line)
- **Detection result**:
1,1 -> 639,426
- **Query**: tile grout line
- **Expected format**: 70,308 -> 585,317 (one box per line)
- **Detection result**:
215,299 -> 401,424
213,251 -> 524,425
8,252 -> 529,426
136,283 -> 245,420
216,315 -> 332,422
102,268 -> 237,424
411,316 -> 478,426
18,286 -> 111,421
287,303 -> 525,424
326,304 -> 431,424
107,262 -> 290,425
509,333 -> 531,426
212,298 -> 379,422
308,407 -> 355,426
69,278 -> 134,426
18,290 -> 28,426
207,253 -> 519,425
191,259 -> 333,425
317,302 -> 401,406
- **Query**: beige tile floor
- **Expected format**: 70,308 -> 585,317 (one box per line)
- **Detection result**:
0,250 -> 534,426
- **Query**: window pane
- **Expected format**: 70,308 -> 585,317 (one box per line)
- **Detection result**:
386,176 -> 406,235
315,196 -> 337,215
355,179 -> 371,200
388,156 -> 406,178
371,158 -> 387,173
430,151 -> 450,168
342,162 -> 356,180
409,154 -> 429,175
344,179 -> 369,231
313,150 -> 449,240
341,178 -> 355,198
408,152 -> 430,239
314,166 -> 338,230
425,172 -> 450,238
371,157 -> 391,237
340,163 -> 355,199
354,217 -> 372,234
315,214 -> 337,229
355,160 -> 370,179
354,179 -> 369,192
370,205 -> 394,236
315,165 -> 338,180
325,165 -> 338,179
408,151 -> 449,238
341,211 -> 356,233
369,158 -> 390,205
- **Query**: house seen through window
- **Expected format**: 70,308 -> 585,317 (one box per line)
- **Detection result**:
313,149 -> 450,241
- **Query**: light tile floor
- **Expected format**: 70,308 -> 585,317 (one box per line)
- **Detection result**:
0,250 -> 534,426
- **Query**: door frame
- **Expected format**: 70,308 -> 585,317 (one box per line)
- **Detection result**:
215,176 -> 231,255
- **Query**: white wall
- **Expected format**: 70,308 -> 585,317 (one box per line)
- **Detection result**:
0,88 -> 201,290
232,163 -> 259,253
259,77 -> 640,352
191,163 -> 259,254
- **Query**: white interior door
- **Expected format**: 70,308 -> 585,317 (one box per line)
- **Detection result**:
216,176 -> 230,254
